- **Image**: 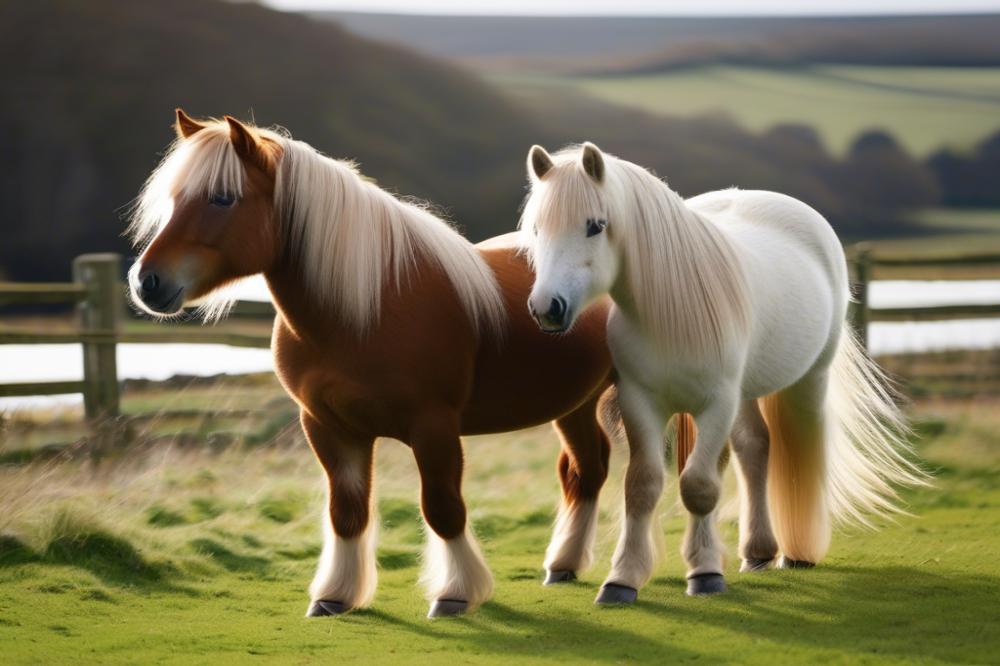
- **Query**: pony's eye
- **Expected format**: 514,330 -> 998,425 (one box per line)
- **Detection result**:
586,218 -> 607,238
210,193 -> 236,207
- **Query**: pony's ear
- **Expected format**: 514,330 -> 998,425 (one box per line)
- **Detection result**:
175,108 -> 207,139
581,142 -> 605,183
528,144 -> 554,181
225,115 -> 269,171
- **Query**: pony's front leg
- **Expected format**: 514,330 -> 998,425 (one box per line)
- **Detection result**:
679,392 -> 738,595
301,412 -> 377,616
731,399 -> 779,571
410,412 -> 493,618
597,381 -> 669,605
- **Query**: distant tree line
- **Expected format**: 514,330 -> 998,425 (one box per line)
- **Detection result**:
522,89 -> 951,239
928,133 -> 1000,207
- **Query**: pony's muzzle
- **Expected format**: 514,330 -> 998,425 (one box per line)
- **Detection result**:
528,294 -> 570,333
133,267 -> 185,315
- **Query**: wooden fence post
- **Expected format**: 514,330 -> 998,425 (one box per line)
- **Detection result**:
72,254 -> 122,441
848,244 -> 872,352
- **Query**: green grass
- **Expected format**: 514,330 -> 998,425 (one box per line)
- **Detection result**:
1,398 -> 999,663
494,65 -> 1000,157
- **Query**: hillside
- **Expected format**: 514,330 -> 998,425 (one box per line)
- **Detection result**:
500,65 -> 1000,157
0,2 -> 953,283
0,0 -> 540,281
317,12 -> 1000,73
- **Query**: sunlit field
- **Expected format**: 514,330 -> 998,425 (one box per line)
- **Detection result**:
494,66 -> 1000,157
2,377 -> 999,664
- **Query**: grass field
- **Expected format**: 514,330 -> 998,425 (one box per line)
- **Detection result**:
2,386 -> 999,664
494,65 -> 1000,157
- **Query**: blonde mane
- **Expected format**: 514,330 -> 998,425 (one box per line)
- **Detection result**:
130,122 -> 505,336
521,147 -> 751,359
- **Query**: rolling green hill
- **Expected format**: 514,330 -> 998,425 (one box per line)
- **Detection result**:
495,65 -> 1000,157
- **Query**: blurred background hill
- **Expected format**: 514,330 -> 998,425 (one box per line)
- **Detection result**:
2,1 -> 999,283
0,0 -> 538,281
320,13 -> 1000,71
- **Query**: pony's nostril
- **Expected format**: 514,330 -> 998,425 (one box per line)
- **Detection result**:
141,273 -> 159,294
548,297 -> 566,321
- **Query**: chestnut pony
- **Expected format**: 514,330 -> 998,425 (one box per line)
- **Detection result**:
129,111 -> 616,619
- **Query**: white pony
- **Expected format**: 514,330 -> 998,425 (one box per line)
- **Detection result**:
521,142 -> 925,603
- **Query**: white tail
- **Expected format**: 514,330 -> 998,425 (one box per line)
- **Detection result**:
762,324 -> 928,563
825,324 -> 928,525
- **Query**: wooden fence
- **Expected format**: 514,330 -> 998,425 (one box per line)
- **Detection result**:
2,249 -> 999,424
847,245 -> 1000,349
0,254 -> 272,426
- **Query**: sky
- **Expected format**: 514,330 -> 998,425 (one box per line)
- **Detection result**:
261,0 -> 1000,16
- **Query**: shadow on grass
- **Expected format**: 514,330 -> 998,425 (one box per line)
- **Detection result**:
188,538 -> 270,574
637,565 -> 1000,663
0,531 -> 198,596
351,600 -> 703,662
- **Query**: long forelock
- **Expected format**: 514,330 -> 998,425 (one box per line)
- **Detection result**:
128,123 -> 251,248
520,152 -> 607,240
519,152 -> 610,275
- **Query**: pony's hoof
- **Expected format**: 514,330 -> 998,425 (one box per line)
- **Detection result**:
780,557 -> 816,569
740,558 -> 774,572
306,599 -> 349,616
686,573 -> 727,596
428,598 -> 468,618
544,569 -> 577,585
595,582 -> 638,605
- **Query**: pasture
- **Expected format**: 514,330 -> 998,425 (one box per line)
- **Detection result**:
494,65 -> 1000,157
1,378 -> 999,664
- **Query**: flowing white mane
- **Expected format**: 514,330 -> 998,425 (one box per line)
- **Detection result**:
130,122 -> 506,336
521,147 -> 751,359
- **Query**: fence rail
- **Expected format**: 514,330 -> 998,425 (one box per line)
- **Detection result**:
845,246 -> 1000,349
2,249 -> 1000,427
0,283 -> 87,304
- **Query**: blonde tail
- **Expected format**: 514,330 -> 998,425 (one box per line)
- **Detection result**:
675,413 -> 696,476
762,324 -> 927,563
824,324 -> 928,526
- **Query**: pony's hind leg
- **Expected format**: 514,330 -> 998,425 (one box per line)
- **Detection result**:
731,400 -> 779,572
679,392 -> 739,595
597,381 -> 669,605
301,412 -> 377,616
410,412 -> 493,618
543,395 -> 612,584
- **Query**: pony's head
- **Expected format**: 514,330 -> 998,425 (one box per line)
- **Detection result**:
128,110 -> 282,318
522,141 -> 753,358
520,142 -> 619,333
